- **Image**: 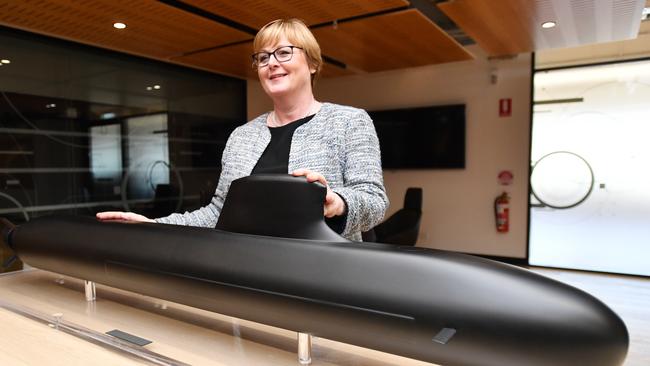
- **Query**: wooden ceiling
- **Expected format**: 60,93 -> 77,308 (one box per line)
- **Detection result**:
0,0 -> 251,60
181,0 -> 409,28
312,9 -> 473,73
438,0 -> 646,57
0,0 -> 645,80
0,0 -> 469,79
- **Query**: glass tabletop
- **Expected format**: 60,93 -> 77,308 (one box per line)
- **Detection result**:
0,268 -> 435,366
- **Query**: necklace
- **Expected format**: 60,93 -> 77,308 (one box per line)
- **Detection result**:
270,101 -> 320,127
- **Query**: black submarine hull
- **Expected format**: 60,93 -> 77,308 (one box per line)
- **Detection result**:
2,214 -> 628,366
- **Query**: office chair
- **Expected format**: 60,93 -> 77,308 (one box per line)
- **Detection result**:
363,187 -> 422,246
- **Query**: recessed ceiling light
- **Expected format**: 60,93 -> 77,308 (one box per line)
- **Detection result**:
113,22 -> 127,30
0,59 -> 10,64
541,21 -> 557,29
153,85 -> 161,90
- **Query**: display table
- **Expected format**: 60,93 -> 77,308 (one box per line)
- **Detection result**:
0,269 -> 435,366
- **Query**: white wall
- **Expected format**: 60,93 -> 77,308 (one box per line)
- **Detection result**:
247,46 -> 532,258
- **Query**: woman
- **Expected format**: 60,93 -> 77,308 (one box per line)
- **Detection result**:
98,19 -> 388,241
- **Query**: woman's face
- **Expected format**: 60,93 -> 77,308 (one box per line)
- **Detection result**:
257,37 -> 314,99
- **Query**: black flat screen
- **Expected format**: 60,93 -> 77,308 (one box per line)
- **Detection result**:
369,104 -> 465,169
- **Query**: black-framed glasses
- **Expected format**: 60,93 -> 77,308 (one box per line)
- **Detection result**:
251,46 -> 303,68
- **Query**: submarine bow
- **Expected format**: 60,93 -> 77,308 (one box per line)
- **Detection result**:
0,175 -> 629,366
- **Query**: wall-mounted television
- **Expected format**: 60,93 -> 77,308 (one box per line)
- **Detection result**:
369,104 -> 466,169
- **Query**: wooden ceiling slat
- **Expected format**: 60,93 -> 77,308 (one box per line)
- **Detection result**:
312,9 -> 474,73
182,0 -> 409,29
437,0 -> 537,56
174,42 -> 355,80
0,0 -> 251,60
319,63 -> 357,79
175,42 -> 259,80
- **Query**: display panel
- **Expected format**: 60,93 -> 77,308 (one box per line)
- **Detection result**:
369,104 -> 465,169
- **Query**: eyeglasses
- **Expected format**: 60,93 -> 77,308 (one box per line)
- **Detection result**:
251,46 -> 303,68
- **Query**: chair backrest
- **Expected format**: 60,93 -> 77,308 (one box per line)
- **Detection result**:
404,188 -> 423,210
152,184 -> 179,216
367,187 -> 423,246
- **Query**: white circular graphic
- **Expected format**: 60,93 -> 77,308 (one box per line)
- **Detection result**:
531,151 -> 594,209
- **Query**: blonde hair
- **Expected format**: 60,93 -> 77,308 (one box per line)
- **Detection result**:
253,19 -> 323,86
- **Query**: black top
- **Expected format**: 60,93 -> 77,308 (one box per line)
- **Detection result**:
251,114 -> 346,234
251,115 -> 314,174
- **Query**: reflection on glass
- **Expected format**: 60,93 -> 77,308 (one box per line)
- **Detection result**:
124,114 -> 170,201
90,124 -> 122,182
0,28 -> 245,233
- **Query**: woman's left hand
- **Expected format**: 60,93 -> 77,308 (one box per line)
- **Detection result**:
292,169 -> 346,218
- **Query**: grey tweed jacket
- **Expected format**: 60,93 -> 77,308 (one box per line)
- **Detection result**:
155,102 -> 388,241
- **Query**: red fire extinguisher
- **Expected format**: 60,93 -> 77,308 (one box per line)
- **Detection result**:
495,192 -> 510,233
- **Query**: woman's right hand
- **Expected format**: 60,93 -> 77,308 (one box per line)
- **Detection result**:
96,211 -> 154,223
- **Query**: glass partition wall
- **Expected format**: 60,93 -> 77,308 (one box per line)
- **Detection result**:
0,28 -> 246,265
529,59 -> 650,276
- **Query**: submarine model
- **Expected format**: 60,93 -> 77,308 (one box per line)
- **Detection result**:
0,175 -> 629,366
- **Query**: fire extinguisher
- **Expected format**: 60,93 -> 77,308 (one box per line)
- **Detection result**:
495,192 -> 510,233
